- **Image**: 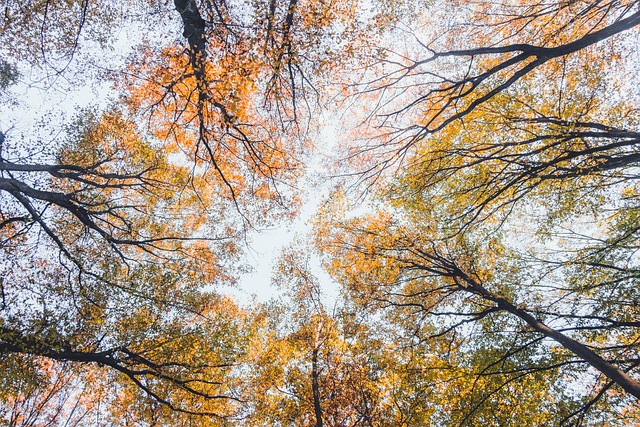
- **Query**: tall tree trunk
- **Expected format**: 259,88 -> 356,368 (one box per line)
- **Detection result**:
312,331 -> 323,427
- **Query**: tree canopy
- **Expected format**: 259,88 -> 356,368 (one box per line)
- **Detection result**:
1,0 -> 639,425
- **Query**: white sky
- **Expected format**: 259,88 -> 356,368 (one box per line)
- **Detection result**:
231,123 -> 342,305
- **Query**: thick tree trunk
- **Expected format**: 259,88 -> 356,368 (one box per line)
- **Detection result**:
173,0 -> 208,100
173,0 -> 206,60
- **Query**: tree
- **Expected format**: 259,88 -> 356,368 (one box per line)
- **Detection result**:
0,0 -> 342,420
0,358 -> 101,427
0,0 -> 118,78
0,106 -> 254,420
315,1 -> 640,423
0,0 -> 417,422
244,243 -> 414,427
314,198 -> 640,424
346,1 -> 640,185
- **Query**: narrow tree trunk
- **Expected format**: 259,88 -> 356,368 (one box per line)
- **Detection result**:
311,332 -> 323,427
455,268 -> 640,400
311,322 -> 322,427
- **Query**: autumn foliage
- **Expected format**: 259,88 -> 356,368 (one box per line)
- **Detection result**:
1,0 -> 639,426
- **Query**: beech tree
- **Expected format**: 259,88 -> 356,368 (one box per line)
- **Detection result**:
0,0 -> 411,423
245,243 -> 430,427
316,0 -> 640,424
0,107 -> 251,420
347,1 -> 639,185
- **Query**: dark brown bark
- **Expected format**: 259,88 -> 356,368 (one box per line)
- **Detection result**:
0,326 -> 238,416
448,265 -> 640,400
311,339 -> 323,427
174,0 -> 208,104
